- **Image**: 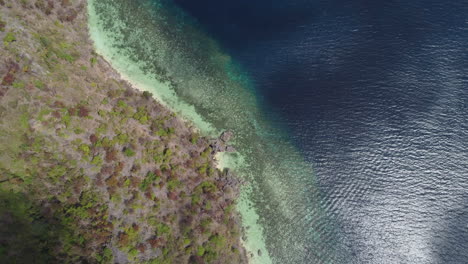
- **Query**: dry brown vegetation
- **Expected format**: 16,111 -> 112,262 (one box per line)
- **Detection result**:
0,0 -> 246,263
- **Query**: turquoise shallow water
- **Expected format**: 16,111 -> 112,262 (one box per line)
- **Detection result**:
88,0 -> 341,263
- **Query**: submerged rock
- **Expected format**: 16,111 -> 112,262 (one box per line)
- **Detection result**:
220,130 -> 234,142
225,145 -> 236,152
210,130 -> 236,153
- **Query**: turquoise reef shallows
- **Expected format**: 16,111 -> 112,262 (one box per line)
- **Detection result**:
88,0 -> 339,263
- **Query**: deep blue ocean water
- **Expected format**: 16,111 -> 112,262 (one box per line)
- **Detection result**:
172,1 -> 468,263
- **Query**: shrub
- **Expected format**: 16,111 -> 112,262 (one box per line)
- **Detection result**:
35,0 -> 54,15
37,108 -> 51,121
78,144 -> 90,156
33,80 -> 45,89
200,218 -> 212,229
48,165 -> 67,182
163,148 -> 172,159
123,147 -> 135,157
6,60 -> 20,73
155,223 -> 170,236
191,194 -> 201,205
203,251 -> 218,262
196,181 -> 217,194
190,135 -> 199,144
62,112 -> 71,127
197,163 -> 210,175
208,234 -> 225,248
167,191 -> 177,201
130,164 -> 141,173
137,243 -> 146,253
139,171 -> 160,191
58,8 -> 78,23
39,36 -> 52,48
19,113 -> 30,130
105,174 -> 119,189
90,134 -> 98,144
128,248 -> 139,257
90,57 -> 97,66
153,153 -> 163,164
155,128 -> 167,137
113,133 -> 129,145
12,81 -> 25,89
225,204 -> 235,214
167,179 -> 181,191
96,137 -> 112,148
96,124 -> 107,134
167,127 -> 175,135
48,96 -> 65,107
1,72 -> 15,85
98,109 -> 107,117
124,178 -> 131,187
116,100 -> 127,108
118,232 -> 129,247
78,106 -> 90,117
105,149 -> 118,162
55,43 -> 79,63
196,246 -> 205,256
68,107 -> 77,116
91,156 -> 103,166
95,247 -> 113,263
114,162 -> 125,174
3,32 -> 16,46
133,107 -> 149,124
200,147 -> 211,159
142,91 -> 152,99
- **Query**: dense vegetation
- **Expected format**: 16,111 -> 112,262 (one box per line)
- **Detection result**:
0,0 -> 246,263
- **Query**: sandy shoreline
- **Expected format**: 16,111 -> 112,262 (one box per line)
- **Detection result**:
87,1 -> 273,262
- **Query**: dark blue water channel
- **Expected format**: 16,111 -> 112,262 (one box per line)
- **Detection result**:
172,0 -> 468,263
